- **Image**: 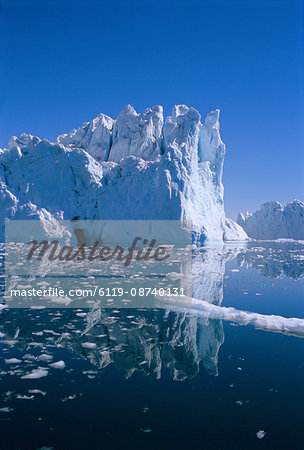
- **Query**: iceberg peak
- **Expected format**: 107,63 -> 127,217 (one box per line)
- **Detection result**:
237,200 -> 304,240
204,109 -> 220,128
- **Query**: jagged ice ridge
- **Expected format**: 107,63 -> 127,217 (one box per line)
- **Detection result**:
237,200 -> 304,240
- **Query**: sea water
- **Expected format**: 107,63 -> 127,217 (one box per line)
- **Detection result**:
0,241 -> 303,449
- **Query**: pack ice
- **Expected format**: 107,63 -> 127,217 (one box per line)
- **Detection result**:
0,104 -> 248,243
237,200 -> 304,240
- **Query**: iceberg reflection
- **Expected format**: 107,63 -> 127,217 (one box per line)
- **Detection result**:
0,242 -> 304,381
236,241 -> 304,279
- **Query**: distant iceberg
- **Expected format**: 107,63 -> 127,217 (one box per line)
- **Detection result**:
237,200 -> 304,240
0,105 -> 248,244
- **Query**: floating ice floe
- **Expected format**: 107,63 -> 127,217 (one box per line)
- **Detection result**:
158,295 -> 304,337
49,360 -> 66,369
28,389 -> 46,396
81,342 -> 97,349
5,358 -> 22,364
21,368 -> 49,380
38,354 -> 53,362
45,296 -> 73,306
256,430 -> 266,439
16,394 -> 34,400
61,394 -> 77,402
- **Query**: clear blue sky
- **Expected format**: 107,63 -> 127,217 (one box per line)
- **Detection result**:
0,0 -> 303,219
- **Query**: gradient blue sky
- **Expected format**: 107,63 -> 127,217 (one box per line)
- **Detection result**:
0,0 -> 303,219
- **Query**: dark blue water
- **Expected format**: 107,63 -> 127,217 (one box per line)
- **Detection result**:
1,242 -> 304,450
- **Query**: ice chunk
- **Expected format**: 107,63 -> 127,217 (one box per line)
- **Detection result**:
21,368 -> 49,379
81,342 -> 97,349
49,360 -> 65,369
5,358 -> 21,364
158,295 -> 304,337
46,296 -> 72,306
224,218 -> 248,241
38,354 -> 53,362
28,389 -> 46,396
16,394 -> 34,400
256,430 -> 266,439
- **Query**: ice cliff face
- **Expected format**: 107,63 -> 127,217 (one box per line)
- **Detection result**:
0,105 -> 247,243
237,200 -> 304,240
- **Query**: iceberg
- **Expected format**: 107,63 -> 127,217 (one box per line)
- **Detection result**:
0,105 -> 247,243
237,200 -> 304,240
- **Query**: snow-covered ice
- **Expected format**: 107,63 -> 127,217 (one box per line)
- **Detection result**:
38,354 -> 53,362
16,394 -> 34,400
49,360 -> 66,369
28,389 -> 46,396
158,295 -> 304,337
256,430 -> 266,439
21,368 -> 49,380
5,358 -> 22,364
81,342 -> 97,349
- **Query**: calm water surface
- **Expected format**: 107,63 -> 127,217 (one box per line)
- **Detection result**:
0,242 -> 303,450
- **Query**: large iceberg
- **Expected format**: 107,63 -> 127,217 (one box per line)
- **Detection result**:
237,200 -> 304,240
0,105 -> 247,243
